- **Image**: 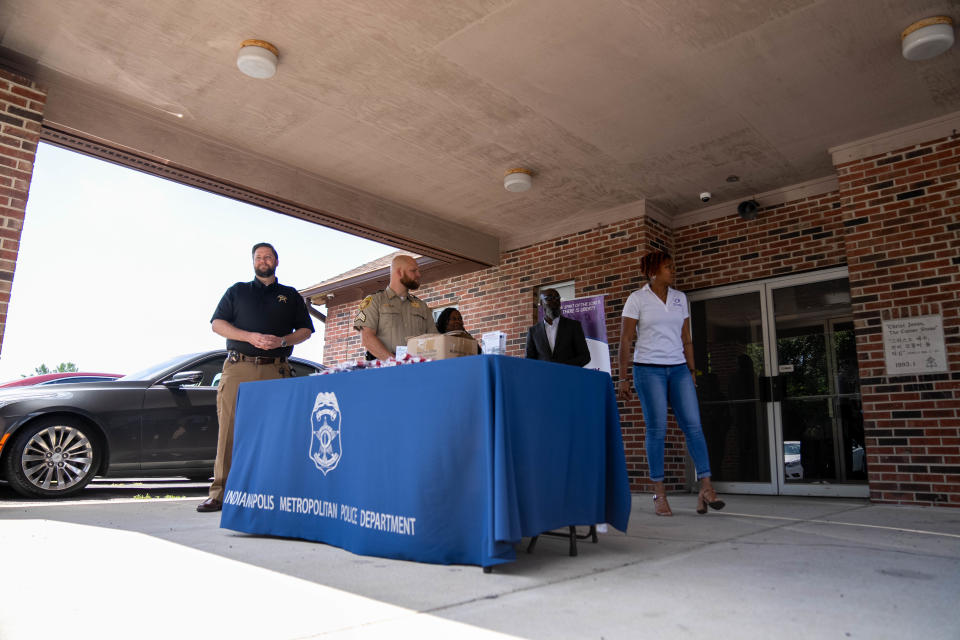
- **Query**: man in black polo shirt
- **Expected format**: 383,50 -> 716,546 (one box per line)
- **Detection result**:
196,242 -> 314,513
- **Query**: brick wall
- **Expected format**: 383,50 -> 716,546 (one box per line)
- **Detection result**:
325,195 -> 854,493
0,68 -> 46,354
837,134 -> 960,506
322,132 -> 960,506
674,192 -> 846,290
324,215 -> 679,491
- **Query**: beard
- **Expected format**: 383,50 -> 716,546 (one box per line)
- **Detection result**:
400,275 -> 419,290
255,265 -> 276,278
543,306 -> 561,321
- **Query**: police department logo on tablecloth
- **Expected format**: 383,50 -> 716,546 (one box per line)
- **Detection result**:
309,392 -> 341,475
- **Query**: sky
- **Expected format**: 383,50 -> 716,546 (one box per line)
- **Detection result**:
0,143 -> 395,382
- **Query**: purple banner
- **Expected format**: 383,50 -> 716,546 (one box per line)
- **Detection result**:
539,295 -> 611,373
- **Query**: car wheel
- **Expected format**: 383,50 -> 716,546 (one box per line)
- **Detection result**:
3,417 -> 102,498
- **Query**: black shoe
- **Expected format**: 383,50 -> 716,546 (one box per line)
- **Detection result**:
196,498 -> 222,513
696,489 -> 725,514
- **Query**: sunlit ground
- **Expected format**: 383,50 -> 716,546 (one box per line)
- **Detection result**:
0,517 -> 521,639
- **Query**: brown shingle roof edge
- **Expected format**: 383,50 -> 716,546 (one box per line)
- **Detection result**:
299,252 -> 486,306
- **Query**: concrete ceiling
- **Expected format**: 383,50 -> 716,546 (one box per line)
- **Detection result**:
2,0 -> 959,255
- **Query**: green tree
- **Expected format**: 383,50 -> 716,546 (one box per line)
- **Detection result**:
22,362 -> 78,378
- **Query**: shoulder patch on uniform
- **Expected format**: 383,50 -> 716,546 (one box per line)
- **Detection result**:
355,311 -> 367,323
358,295 -> 372,311
411,301 -> 421,307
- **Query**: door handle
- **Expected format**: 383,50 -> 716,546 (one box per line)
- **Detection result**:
772,376 -> 785,402
759,375 -> 771,402
759,376 -> 786,403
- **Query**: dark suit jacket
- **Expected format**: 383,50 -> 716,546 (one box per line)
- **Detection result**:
525,316 -> 591,367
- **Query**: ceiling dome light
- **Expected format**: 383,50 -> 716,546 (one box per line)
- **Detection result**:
504,168 -> 533,192
237,39 -> 279,78
901,16 -> 954,61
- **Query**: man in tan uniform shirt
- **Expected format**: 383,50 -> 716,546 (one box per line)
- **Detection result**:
354,255 -> 437,359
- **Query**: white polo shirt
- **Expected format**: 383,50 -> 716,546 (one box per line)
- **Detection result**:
621,284 -> 689,365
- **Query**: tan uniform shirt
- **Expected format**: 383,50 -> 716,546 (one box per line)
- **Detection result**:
353,287 -> 438,357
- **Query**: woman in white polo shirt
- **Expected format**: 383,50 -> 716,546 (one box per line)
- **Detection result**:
617,250 -> 724,517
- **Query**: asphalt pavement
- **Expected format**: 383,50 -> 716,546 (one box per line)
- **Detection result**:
1,481 -> 959,639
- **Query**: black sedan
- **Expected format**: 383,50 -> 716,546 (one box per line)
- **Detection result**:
0,350 -> 324,499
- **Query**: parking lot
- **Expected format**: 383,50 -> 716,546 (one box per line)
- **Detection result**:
2,486 -> 959,639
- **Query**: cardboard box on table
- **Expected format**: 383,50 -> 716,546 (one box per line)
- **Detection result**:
406,333 -> 479,360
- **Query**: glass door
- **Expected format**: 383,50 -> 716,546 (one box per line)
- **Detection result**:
689,267 -> 867,497
771,278 -> 867,496
689,288 -> 774,493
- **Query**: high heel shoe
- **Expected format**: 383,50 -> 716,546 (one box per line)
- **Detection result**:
696,488 -> 725,514
652,494 -> 673,517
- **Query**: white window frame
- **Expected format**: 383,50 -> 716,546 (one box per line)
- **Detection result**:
538,280 -> 575,302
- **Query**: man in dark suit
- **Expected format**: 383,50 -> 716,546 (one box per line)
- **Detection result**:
525,288 -> 591,367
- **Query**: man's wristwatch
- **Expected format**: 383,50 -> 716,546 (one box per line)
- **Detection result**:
280,337 -> 287,348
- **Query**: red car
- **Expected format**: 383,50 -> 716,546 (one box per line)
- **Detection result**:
0,372 -> 123,388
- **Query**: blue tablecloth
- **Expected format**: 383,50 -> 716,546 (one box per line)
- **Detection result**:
220,355 -> 631,567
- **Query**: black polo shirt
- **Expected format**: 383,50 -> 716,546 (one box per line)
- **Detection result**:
211,279 -> 315,357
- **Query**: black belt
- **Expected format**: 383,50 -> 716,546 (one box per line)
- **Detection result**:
633,362 -> 685,367
228,350 -> 287,365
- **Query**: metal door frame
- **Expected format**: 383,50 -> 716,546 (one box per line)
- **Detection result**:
688,266 -> 868,498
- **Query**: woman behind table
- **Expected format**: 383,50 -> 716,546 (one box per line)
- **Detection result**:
616,250 -> 725,517
436,307 -> 483,354
436,307 -> 465,334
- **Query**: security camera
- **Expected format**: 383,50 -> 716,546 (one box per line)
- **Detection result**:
699,192 -> 711,203
737,199 -> 760,220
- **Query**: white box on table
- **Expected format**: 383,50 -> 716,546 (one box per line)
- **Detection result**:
481,331 -> 507,355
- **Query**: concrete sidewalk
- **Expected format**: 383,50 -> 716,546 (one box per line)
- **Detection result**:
1,493 -> 958,639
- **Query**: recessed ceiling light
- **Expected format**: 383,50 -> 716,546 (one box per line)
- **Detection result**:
237,39 -> 279,79
901,16 -> 954,61
504,168 -> 533,192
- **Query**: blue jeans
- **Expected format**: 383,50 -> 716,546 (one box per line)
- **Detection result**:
633,364 -> 712,483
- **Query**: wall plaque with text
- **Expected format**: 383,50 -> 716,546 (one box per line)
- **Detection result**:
882,314 -> 948,376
